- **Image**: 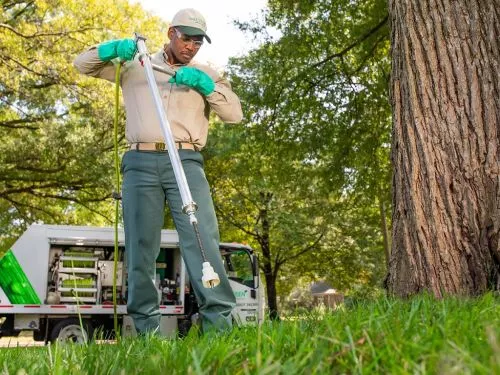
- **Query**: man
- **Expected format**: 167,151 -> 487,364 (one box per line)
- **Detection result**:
74,8 -> 242,334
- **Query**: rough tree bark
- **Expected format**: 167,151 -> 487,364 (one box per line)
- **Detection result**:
387,0 -> 499,297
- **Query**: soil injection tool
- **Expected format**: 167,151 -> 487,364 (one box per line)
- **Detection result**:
134,33 -> 220,289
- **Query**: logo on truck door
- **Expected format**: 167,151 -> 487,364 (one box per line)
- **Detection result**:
233,290 -> 248,298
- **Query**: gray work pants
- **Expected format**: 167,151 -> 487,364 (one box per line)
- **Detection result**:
121,149 -> 235,334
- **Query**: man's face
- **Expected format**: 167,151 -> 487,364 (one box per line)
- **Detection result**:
168,27 -> 204,64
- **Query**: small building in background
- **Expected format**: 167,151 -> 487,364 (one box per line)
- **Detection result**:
310,281 -> 344,309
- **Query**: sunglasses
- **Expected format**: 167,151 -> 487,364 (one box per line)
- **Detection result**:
174,28 -> 204,49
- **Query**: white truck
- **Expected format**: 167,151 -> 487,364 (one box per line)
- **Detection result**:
0,224 -> 263,343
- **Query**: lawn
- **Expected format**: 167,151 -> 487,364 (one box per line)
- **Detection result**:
0,293 -> 498,374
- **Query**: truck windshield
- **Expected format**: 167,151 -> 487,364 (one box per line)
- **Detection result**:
221,249 -> 254,288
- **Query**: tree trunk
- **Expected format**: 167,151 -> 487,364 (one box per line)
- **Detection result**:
264,269 -> 279,320
258,192 -> 280,319
261,225 -> 279,319
387,0 -> 500,297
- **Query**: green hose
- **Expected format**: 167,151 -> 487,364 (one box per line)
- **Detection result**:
113,62 -> 122,341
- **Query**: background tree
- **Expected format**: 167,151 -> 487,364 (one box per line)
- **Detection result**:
206,120 -> 330,319
0,0 -> 166,250
387,0 -> 499,296
209,0 -> 392,318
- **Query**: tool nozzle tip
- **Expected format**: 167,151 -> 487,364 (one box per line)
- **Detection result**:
201,262 -> 220,289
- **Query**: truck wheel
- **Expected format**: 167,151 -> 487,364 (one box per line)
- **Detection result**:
178,319 -> 192,337
50,318 -> 93,344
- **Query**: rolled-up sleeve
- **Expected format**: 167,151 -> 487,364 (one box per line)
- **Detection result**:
73,46 -> 117,82
205,77 -> 243,124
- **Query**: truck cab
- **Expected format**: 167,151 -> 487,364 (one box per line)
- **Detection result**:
220,243 -> 262,324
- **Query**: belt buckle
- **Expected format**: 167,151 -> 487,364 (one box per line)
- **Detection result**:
155,142 -> 165,151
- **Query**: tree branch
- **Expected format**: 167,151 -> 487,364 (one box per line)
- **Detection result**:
215,205 -> 259,237
0,23 -> 101,39
276,232 -> 325,267
3,195 -> 59,219
308,15 -> 388,71
2,1 -> 35,22
0,117 -> 45,130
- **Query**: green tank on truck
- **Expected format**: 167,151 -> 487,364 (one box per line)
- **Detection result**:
0,224 -> 264,344
0,250 -> 41,304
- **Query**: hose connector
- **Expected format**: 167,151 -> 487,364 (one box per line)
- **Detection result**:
201,262 -> 220,289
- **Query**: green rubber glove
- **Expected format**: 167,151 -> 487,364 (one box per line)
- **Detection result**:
97,39 -> 137,62
168,67 -> 215,96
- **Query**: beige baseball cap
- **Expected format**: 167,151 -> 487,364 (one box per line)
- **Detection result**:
171,8 -> 211,44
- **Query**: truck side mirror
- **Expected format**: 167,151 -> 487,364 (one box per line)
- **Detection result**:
252,255 -> 259,289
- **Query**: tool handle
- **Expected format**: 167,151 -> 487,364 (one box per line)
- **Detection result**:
135,34 -> 198,217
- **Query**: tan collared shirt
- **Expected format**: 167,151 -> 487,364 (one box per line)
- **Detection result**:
74,47 -> 243,149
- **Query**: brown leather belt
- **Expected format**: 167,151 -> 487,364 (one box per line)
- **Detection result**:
129,142 -> 198,151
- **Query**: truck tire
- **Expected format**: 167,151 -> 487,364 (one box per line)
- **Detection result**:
49,318 -> 93,344
178,319 -> 192,337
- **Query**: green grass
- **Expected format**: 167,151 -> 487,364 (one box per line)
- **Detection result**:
0,293 -> 498,374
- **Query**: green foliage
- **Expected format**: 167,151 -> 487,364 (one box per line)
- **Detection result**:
231,0 -> 391,198
0,294 -> 498,374
213,0 -> 392,314
0,0 -> 167,249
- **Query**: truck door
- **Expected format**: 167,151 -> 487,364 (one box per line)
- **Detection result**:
220,245 -> 261,325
